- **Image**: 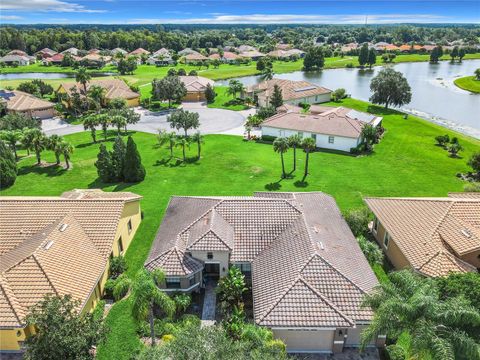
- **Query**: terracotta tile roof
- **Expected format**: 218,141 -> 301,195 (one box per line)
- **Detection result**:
262,106 -> 381,139
179,76 -> 214,92
448,192 -> 480,199
364,196 -> 479,277
185,53 -> 208,61
147,192 -> 378,329
249,78 -> 331,103
277,103 -> 336,115
81,53 -> 111,62
239,50 -> 265,58
60,189 -> 142,202
59,79 -> 139,100
129,48 -> 150,56
0,90 -> 55,112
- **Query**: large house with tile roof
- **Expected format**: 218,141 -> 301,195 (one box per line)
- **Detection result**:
364,193 -> 480,277
0,189 -> 142,352
145,192 -> 384,353
0,90 -> 56,119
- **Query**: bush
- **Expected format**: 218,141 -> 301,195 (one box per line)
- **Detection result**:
345,62 -> 354,68
162,334 -> 174,343
261,135 -> 277,143
173,293 -> 192,316
344,207 -> 371,237
104,278 -> 116,298
357,235 -> 384,265
256,106 -> 276,120
435,134 -> 450,147
109,256 -> 127,279
0,140 -> 17,189
331,88 -> 347,101
386,344 -> 406,360
464,182 -> 480,192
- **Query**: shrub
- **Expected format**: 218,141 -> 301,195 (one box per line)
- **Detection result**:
464,182 -> 480,192
385,344 -> 406,360
357,235 -> 384,265
109,256 -> 127,279
345,62 -> 354,68
123,136 -> 146,182
0,140 -> 17,189
112,274 -> 130,301
435,134 -> 450,147
162,334 -> 174,343
256,106 -> 276,120
173,293 -> 192,316
467,152 -> 480,178
104,278 -> 116,298
331,88 -> 347,101
344,207 -> 371,237
205,83 -> 216,103
261,135 -> 277,142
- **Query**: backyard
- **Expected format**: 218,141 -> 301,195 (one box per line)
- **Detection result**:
1,98 -> 479,359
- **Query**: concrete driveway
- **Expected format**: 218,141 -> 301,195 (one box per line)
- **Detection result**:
42,103 -> 254,137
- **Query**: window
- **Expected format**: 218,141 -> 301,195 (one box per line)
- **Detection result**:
166,277 -> 181,289
279,130 -> 285,137
188,275 -> 196,286
383,232 -> 390,248
298,131 -> 304,138
207,252 -> 213,259
236,263 -> 251,276
315,96 -> 319,102
311,134 -> 317,141
118,237 -> 124,254
127,219 -> 132,233
328,136 -> 335,144
373,217 -> 379,233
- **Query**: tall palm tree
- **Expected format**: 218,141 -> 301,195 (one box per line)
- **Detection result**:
261,66 -> 274,81
20,127 -> 35,156
31,129 -> 47,165
227,80 -> 244,99
166,132 -> 177,158
273,137 -> 289,178
47,134 -> 64,165
98,113 -> 110,141
301,137 -> 316,181
75,66 -> 91,94
287,134 -> 302,172
111,114 -> 127,135
59,141 -> 74,169
83,114 -> 100,143
191,131 -> 204,159
0,130 -> 21,161
87,85 -> 106,108
176,137 -> 190,162
361,270 -> 480,360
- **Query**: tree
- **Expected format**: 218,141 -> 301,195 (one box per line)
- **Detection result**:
303,47 -> 325,71
83,114 -> 100,143
467,152 -> 480,178
167,109 -> 200,137
435,272 -> 480,311
117,57 -> 137,75
227,80 -> 244,99
0,113 -> 39,131
47,134 -> 64,165
458,48 -> 466,61
17,81 -> 39,96
111,136 -> 126,181
95,144 -> 115,183
216,266 -> 247,315
356,235 -> 383,265
98,113 -> 110,141
75,66 -> 91,94
191,131 -> 204,159
111,114 -> 127,135
261,66 -> 274,81
269,84 -> 283,108
130,269 -> 175,346
331,88 -> 346,101
87,85 -> 106,108
157,130 -> 177,158
176,136 -> 190,162
124,136 -> 146,182
435,134 -> 450,148
369,67 -> 412,109
0,129 -> 21,160
108,97 -> 127,110
151,75 -> 187,108
361,270 -> 480,360
20,127 -> 36,155
287,134 -> 302,171
173,294 -> 191,318
475,68 -> 480,81
0,140 -> 17,189
59,140 -> 74,169
448,142 -> 463,157
205,83 -> 216,103
367,48 -> 377,69
32,79 -> 54,97
361,124 -> 377,151
24,294 -> 106,360
301,137 -> 316,181
30,129 -> 47,165
358,43 -> 369,67
273,137 -> 289,178
450,46 -> 459,61
256,105 -> 276,120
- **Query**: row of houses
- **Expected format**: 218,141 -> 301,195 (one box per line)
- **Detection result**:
3,188 -> 477,353
340,42 -> 467,53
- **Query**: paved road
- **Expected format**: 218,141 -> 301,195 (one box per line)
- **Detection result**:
42,103 -> 255,137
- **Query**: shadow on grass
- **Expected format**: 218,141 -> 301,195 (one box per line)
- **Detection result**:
87,178 -> 138,192
18,163 -> 67,177
77,131 -> 137,148
294,180 -> 309,188
154,156 -> 200,167
265,181 -> 282,191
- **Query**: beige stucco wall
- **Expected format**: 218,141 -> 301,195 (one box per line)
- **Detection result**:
112,201 -> 142,256
373,220 -> 410,270
273,329 -> 335,353
189,250 -> 230,277
460,249 -> 480,269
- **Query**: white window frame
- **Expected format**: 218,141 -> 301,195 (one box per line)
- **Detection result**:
328,136 -> 335,144
383,232 -> 390,249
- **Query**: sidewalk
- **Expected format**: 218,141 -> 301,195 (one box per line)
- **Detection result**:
200,280 -> 217,327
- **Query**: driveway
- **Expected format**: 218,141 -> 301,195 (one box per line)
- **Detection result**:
42,103 -> 252,137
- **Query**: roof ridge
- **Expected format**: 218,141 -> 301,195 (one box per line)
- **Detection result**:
31,254 -> 60,297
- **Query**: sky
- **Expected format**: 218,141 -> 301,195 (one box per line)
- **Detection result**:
0,0 -> 479,25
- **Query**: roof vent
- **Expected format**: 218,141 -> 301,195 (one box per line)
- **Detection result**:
44,240 -> 54,250
318,241 -> 325,250
59,224 -> 68,232
461,229 -> 471,238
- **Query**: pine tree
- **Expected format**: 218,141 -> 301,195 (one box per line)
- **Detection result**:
358,44 -> 369,67
205,83 -> 216,103
367,49 -> 376,69
0,140 -> 17,189
123,136 -> 146,183
269,84 -> 283,108
111,136 -> 126,181
95,144 -> 114,183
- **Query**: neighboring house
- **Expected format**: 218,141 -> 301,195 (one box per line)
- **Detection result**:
238,50 -> 265,60
61,47 -> 79,56
178,76 -> 215,102
57,79 -> 140,107
147,48 -> 174,65
364,193 -> 480,277
276,43 -> 292,50
0,54 -> 33,66
6,50 -> 28,57
0,189 -> 142,352
145,192 -> 384,353
267,49 -> 305,59
340,43 -> 358,53
237,45 -> 257,52
184,53 -> 208,63
261,105 -> 382,152
244,78 -> 332,107
129,48 -> 150,57
42,53 -> 64,65
178,48 -> 200,56
111,47 -> 128,56
0,90 -> 55,119
81,53 -> 111,66
208,51 -> 242,63
35,48 -> 56,58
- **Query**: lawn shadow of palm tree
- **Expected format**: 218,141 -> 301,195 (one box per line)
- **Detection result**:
18,163 -> 67,177
294,180 -> 309,188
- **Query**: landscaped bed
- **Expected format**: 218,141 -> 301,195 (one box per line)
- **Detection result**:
1,98 -> 479,359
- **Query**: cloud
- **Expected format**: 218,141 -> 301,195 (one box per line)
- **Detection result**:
1,0 -> 106,13
0,15 -> 23,20
128,13 -> 448,24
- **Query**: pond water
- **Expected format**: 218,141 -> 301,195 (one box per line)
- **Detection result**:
217,60 -> 480,139
0,72 -> 115,80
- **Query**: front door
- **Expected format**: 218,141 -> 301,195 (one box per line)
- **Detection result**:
204,263 -> 220,280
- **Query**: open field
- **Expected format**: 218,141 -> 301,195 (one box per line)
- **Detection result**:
454,75 -> 480,93
1,98 -> 479,359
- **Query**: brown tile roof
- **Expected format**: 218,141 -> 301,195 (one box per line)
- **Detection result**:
60,189 -> 142,202
364,196 -> 479,277
147,192 -> 378,329
185,53 -> 208,61
129,48 -> 150,56
448,192 -> 480,199
179,76 -> 215,92
59,79 -> 139,101
0,90 -> 55,112
277,103 -> 334,115
249,78 -> 331,103
262,107 -> 381,139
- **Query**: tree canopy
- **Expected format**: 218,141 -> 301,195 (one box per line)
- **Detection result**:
369,67 -> 412,108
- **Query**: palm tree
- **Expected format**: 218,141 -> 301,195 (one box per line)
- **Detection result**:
47,134 -> 64,165
75,66 -> 91,94
59,141 -> 74,169
0,130 -> 21,160
88,85 -> 106,108
227,80 -> 244,99
20,127 -> 35,156
273,137 -> 289,178
361,270 -> 480,360
166,132 -> 177,158
287,134 -> 302,172
361,124 -> 377,151
83,114 -> 100,143
31,129 -> 47,165
98,113 -> 110,141
261,66 -> 274,81
131,269 -> 175,346
301,137 -> 316,181
111,114 -> 127,135
191,131 -> 204,159
176,137 -> 190,162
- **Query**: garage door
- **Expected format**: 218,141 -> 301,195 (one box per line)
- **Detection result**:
273,329 -> 334,353
31,108 -> 55,119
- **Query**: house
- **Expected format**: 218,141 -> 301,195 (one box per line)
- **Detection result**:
81,53 -> 111,66
267,49 -> 305,59
42,53 -> 64,65
0,90 -> 55,119
147,48 -> 174,65
244,78 -> 332,107
129,48 -> 150,57
0,189 -> 142,352
6,50 -> 28,57
145,192 -> 384,353
111,48 -> 128,56
276,43 -> 292,50
57,79 -> 140,107
178,48 -> 200,56
0,54 -> 33,66
61,47 -> 79,56
178,76 -> 215,102
208,51 -> 241,63
184,53 -> 208,63
261,105 -> 382,152
35,48 -> 56,58
340,43 -> 358,53
238,50 -> 265,61
364,193 -> 480,277
237,45 -> 257,52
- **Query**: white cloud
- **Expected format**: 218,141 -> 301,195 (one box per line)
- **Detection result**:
0,15 -> 23,20
1,0 -> 106,13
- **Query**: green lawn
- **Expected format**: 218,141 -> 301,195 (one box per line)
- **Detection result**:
454,75 -> 480,94
1,98 -> 479,359
207,86 -> 250,111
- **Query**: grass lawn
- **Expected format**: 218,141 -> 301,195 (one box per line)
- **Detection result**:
207,86 -> 250,111
1,98 -> 479,359
454,75 -> 480,93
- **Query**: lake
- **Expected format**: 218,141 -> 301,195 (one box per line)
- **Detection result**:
0,72 -> 115,80
218,60 -> 480,139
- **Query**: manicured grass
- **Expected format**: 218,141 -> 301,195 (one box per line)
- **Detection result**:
0,63 -> 117,74
454,75 -> 480,93
2,98 -> 479,359
207,86 -> 250,111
